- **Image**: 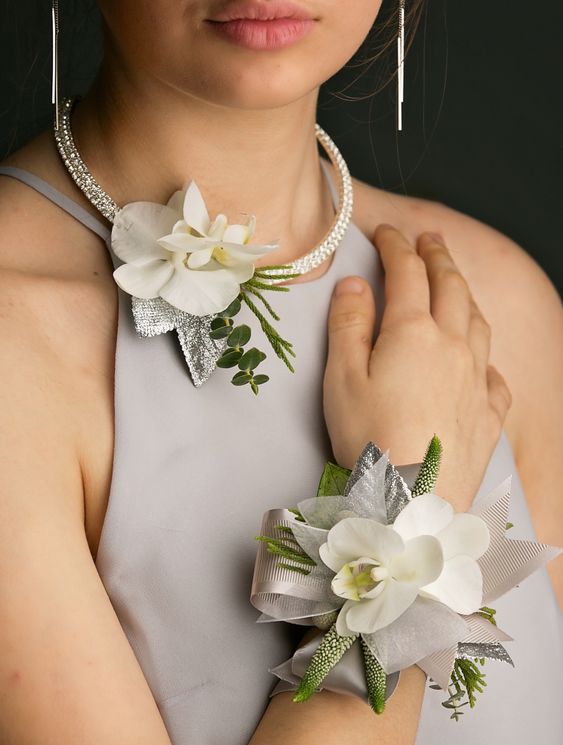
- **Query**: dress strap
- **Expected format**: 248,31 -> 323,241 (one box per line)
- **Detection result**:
0,166 -> 111,243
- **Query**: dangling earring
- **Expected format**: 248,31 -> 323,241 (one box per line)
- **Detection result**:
397,0 -> 405,131
51,0 -> 60,130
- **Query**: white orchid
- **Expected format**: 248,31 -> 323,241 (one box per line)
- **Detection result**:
319,493 -> 490,637
111,181 -> 279,316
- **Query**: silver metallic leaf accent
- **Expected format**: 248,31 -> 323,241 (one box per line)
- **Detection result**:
131,296 -> 227,386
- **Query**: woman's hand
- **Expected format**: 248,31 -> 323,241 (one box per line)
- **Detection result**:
323,225 -> 512,510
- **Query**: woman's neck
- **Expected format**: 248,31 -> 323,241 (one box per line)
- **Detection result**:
71,62 -> 337,266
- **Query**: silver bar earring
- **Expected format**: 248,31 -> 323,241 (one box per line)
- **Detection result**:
397,0 -> 405,131
52,0 -> 60,130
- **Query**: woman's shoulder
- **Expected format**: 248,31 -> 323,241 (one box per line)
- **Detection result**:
0,130 -> 115,342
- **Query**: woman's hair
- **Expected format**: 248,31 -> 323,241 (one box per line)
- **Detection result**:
331,0 -> 427,101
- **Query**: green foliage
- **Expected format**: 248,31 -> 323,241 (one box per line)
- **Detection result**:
476,606 -> 497,626
316,461 -> 352,498
209,316 -> 234,339
255,524 -> 317,576
293,624 -> 358,703
441,656 -> 488,720
360,639 -> 387,714
411,434 -> 443,497
216,349 -> 242,368
211,265 -> 300,392
227,324 -> 251,348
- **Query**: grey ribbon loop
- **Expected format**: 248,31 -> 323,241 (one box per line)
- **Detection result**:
131,296 -> 226,386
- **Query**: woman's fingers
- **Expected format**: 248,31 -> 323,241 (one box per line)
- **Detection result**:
486,364 -> 513,429
375,224 -> 430,327
417,233 -> 471,338
326,276 -> 376,380
467,297 -> 492,375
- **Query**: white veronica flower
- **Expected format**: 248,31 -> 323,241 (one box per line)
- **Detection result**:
319,493 -> 490,637
111,181 -> 279,316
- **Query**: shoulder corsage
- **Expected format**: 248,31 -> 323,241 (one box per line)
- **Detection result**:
251,436 -> 561,719
111,181 -> 298,392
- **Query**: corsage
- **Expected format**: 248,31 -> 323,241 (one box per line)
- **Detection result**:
111,180 -> 298,393
250,436 -> 561,719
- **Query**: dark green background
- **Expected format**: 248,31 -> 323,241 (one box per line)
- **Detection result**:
1,0 -> 561,293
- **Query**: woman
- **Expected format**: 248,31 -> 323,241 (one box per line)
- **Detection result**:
0,1 -> 560,743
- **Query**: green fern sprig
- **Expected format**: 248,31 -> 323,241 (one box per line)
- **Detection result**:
240,292 -> 296,372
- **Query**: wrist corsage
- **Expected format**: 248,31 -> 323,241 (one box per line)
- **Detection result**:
250,437 -> 561,719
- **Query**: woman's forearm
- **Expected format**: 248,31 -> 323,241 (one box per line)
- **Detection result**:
248,666 -> 427,745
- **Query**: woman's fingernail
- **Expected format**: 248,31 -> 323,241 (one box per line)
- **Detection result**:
335,277 -> 365,296
425,231 -> 445,244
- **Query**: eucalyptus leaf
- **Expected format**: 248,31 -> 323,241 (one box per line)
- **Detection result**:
232,370 -> 252,386
209,325 -> 234,340
250,380 -> 259,395
317,461 -> 352,498
216,349 -> 243,368
219,296 -> 242,318
228,324 -> 251,348
253,374 -> 269,385
238,347 -> 267,371
210,316 -> 231,330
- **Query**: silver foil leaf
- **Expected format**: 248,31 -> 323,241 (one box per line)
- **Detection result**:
131,296 -> 227,386
457,641 -> 514,666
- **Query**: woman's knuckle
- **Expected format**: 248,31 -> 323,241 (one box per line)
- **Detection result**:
329,309 -> 368,333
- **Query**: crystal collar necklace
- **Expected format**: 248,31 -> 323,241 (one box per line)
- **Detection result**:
52,95 -> 355,393
53,96 -> 353,279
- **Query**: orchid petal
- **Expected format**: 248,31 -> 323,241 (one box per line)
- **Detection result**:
223,223 -> 250,244
159,261 -> 244,316
436,513 -> 490,560
208,214 -> 228,240
420,555 -> 483,614
111,202 -> 178,263
392,493 -> 454,542
182,181 -> 211,235
220,241 -> 279,263
157,232 -> 211,253
166,189 -> 185,213
389,535 -> 443,588
113,259 -> 174,299
319,518 -> 404,573
335,600 -> 357,637
345,579 -> 419,634
186,246 -> 214,269
332,564 -> 363,601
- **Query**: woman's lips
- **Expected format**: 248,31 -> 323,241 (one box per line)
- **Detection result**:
207,17 -> 315,50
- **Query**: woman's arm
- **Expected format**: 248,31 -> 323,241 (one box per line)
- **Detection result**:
0,273 -> 173,744
248,227 -> 511,745
249,668 -> 427,745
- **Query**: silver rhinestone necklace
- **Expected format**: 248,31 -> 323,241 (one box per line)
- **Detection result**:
53,96 -> 353,279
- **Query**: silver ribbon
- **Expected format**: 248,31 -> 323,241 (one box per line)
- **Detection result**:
131,296 -> 226,386
269,634 -> 400,705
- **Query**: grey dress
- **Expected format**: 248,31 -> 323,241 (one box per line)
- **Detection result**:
1,164 -> 561,745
